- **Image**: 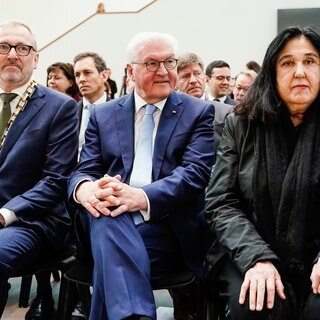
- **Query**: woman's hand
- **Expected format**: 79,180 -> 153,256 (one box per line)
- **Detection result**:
239,261 -> 286,311
310,257 -> 320,294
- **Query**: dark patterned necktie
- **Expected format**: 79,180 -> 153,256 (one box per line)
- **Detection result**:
0,93 -> 17,136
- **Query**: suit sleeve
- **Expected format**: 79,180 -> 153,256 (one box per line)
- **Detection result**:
5,98 -> 79,217
205,114 -> 279,275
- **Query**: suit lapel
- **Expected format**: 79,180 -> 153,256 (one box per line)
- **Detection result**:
0,86 -> 45,163
115,94 -> 135,178
153,92 -> 182,180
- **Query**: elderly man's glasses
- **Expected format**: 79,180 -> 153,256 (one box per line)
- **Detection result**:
132,58 -> 178,72
0,43 -> 36,56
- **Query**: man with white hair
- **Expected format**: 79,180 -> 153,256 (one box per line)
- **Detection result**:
68,32 -> 214,319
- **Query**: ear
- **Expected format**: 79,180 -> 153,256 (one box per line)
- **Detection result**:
100,70 -> 109,82
33,53 -> 39,70
126,64 -> 135,82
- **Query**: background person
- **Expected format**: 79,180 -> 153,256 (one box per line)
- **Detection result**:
206,26 -> 320,320
46,61 -> 81,101
232,69 -> 257,104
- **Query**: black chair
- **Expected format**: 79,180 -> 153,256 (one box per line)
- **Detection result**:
59,260 -> 205,320
11,244 -> 77,308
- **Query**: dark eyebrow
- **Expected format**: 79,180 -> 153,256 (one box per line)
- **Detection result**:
278,52 -> 320,63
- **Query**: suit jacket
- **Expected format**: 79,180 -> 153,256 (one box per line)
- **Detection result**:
206,99 -> 233,156
224,95 -> 236,106
68,90 -> 215,275
0,85 -> 78,249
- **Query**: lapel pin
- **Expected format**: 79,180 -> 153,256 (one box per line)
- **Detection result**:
172,110 -> 177,114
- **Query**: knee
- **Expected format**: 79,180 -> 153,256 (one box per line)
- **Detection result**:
304,293 -> 320,320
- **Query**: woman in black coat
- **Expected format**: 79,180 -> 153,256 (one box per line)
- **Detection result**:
205,26 -> 320,320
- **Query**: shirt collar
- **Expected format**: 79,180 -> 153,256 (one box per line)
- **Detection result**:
0,81 -> 31,99
83,93 -> 107,108
133,91 -> 167,113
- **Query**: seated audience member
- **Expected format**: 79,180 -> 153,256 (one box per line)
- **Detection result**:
245,59 -> 261,73
73,51 -> 109,155
176,52 -> 232,154
0,21 -> 78,318
47,61 -> 81,101
68,32 -> 214,320
206,26 -> 320,320
233,70 -> 257,104
205,60 -> 235,105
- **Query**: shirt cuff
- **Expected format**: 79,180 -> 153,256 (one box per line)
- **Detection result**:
139,189 -> 150,221
73,178 -> 93,203
0,208 -> 18,226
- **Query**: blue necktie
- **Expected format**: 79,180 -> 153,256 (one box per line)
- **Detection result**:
130,104 -> 157,225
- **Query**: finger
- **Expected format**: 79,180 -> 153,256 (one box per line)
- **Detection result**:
82,201 -> 101,218
275,278 -> 286,300
265,278 -> 275,309
256,279 -> 266,311
109,204 -> 129,217
239,278 -> 250,305
249,279 -> 257,311
99,196 -> 120,207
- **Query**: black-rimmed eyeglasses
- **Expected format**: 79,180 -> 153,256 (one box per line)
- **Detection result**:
131,58 -> 178,72
0,43 -> 36,56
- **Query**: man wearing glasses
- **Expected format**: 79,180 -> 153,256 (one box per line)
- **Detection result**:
176,53 -> 233,154
205,60 -> 235,105
0,21 -> 78,317
68,32 -> 214,319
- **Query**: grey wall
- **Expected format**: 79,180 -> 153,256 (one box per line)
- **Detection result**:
1,0 -> 320,96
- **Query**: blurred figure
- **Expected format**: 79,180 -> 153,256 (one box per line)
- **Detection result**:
47,62 -> 81,101
246,60 -> 261,73
106,67 -> 118,99
233,70 -> 257,104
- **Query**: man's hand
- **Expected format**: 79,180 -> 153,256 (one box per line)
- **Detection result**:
310,257 -> 320,294
75,175 -> 122,218
239,261 -> 286,311
95,181 -> 148,217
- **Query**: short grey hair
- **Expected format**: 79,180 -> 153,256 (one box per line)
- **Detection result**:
126,32 -> 179,63
234,69 -> 257,82
177,52 -> 204,73
0,21 -> 38,50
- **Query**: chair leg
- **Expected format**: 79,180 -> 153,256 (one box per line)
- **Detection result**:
52,270 -> 60,282
77,283 -> 91,318
19,275 -> 33,308
56,275 -> 78,320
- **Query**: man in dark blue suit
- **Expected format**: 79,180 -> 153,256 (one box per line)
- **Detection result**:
0,21 -> 78,317
68,32 -> 214,320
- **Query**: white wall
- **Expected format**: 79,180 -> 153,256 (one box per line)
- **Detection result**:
1,0 -> 320,97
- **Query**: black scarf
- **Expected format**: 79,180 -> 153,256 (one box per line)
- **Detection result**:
253,101 -> 320,316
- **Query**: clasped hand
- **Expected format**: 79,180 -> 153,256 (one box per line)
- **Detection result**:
75,174 -> 147,218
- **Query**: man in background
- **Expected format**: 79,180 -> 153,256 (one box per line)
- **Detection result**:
233,69 -> 257,104
176,52 -> 232,155
205,59 -> 235,105
73,52 -> 109,154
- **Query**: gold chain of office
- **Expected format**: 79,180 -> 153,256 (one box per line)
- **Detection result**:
0,79 -> 38,148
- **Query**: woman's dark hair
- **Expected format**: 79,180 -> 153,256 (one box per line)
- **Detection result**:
46,62 -> 79,96
246,60 -> 261,73
235,26 -> 320,121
